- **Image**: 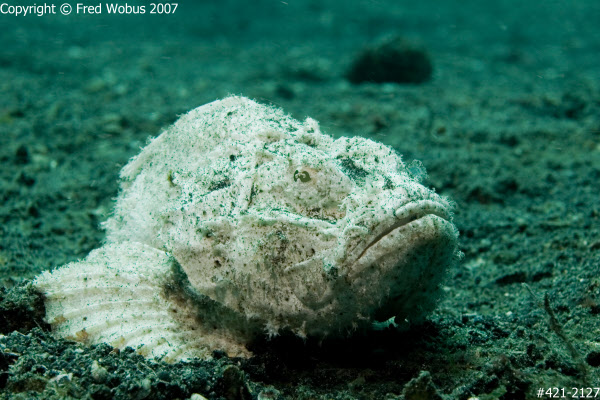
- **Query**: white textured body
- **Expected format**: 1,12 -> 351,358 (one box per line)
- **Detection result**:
34,96 -> 459,361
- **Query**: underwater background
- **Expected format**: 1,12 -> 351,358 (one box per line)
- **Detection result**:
1,0 -> 600,398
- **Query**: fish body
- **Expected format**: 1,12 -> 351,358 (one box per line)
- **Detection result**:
34,96 -> 459,361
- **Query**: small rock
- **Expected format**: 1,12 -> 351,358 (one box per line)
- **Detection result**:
258,387 -> 280,400
401,371 -> 443,400
15,145 -> 30,165
222,365 -> 251,400
347,36 -> 433,84
90,360 -> 108,383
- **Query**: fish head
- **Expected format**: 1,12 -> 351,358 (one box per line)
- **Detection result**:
232,130 -> 459,337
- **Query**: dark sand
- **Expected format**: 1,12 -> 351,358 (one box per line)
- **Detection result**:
1,0 -> 600,398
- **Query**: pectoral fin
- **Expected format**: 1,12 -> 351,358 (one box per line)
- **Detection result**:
34,241 -> 251,361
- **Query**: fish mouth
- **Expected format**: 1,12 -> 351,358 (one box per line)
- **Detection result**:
355,199 -> 451,261
344,199 -> 458,325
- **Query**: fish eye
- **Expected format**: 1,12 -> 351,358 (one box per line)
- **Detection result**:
293,170 -> 311,183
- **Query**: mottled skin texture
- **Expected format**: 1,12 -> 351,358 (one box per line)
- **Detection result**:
34,96 -> 459,361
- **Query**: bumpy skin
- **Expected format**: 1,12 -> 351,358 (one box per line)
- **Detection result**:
34,96 -> 459,361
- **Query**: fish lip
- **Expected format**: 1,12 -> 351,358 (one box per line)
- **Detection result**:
354,199 -> 451,262
393,199 -> 451,225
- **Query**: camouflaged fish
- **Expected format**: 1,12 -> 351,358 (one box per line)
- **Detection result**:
34,96 -> 460,361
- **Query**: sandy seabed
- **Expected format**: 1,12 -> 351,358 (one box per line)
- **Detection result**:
1,1 -> 600,399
